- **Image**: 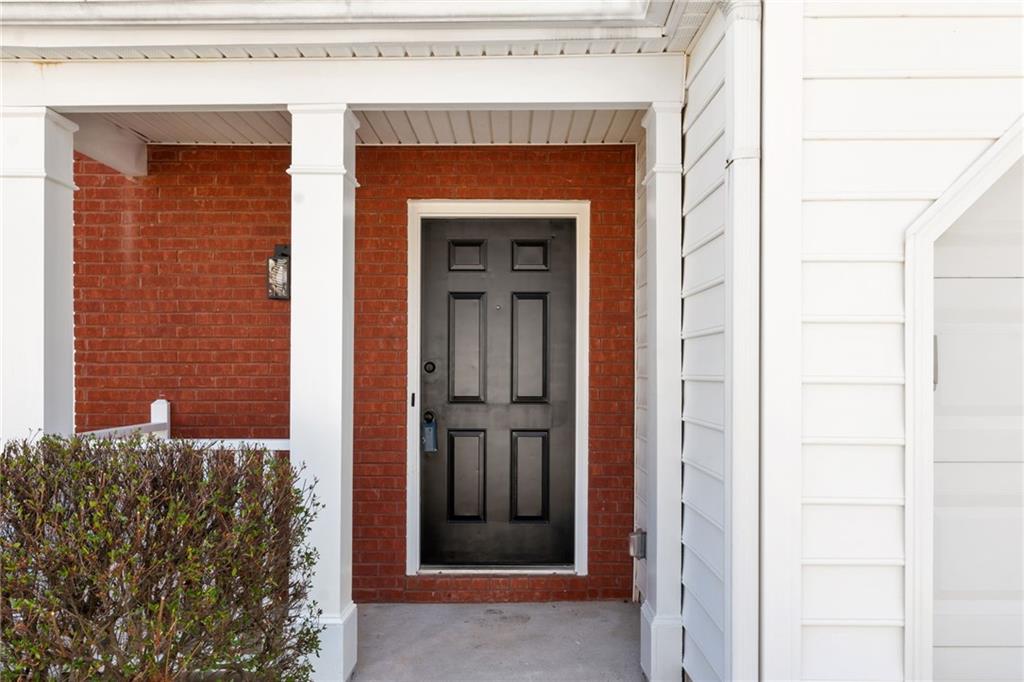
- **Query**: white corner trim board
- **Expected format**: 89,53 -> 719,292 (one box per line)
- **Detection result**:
720,3 -> 761,681
759,2 -> 803,680
405,199 -> 591,576
902,114 -> 1024,682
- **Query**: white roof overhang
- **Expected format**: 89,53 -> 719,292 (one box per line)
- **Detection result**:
66,108 -> 647,147
0,0 -> 716,60
2,0 -> 660,26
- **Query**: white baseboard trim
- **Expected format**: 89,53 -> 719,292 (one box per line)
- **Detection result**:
312,601 -> 358,681
640,600 -> 683,682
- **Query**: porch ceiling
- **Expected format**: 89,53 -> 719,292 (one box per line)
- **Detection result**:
0,0 -> 715,60
71,109 -> 646,146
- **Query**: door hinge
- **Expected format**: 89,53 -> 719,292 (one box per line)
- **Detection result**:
933,335 -> 938,391
628,530 -> 647,560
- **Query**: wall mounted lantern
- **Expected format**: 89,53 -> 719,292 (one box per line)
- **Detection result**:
267,244 -> 290,300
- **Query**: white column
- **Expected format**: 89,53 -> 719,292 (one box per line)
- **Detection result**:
288,104 -> 359,681
640,102 -> 684,682
722,2 -> 762,681
0,107 -> 78,441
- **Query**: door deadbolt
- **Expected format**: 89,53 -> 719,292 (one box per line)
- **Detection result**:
424,361 -> 436,374
421,411 -> 437,453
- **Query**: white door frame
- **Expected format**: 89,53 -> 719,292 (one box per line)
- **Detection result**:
405,199 -> 591,576
903,115 -> 1023,681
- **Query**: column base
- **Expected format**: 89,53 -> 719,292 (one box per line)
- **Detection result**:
641,601 -> 683,682
312,601 -> 358,681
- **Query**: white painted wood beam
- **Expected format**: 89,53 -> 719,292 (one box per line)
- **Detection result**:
0,54 -> 685,110
0,107 -> 77,441
67,113 -> 148,177
287,103 -> 359,681
640,100 -> 684,682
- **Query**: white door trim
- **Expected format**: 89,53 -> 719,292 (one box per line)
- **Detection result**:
903,114 -> 1023,682
405,199 -> 591,576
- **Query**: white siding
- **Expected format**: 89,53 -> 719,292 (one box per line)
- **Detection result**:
634,128 -> 649,600
795,3 -> 1024,679
681,8 -> 727,681
932,160 -> 1023,682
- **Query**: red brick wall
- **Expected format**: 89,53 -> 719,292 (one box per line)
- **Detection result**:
73,147 -> 291,438
354,146 -> 635,602
74,144 -> 635,602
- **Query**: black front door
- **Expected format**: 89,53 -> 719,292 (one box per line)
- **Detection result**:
420,218 -> 576,566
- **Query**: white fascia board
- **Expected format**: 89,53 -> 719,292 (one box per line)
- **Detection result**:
0,0 -> 651,26
0,54 -> 685,110
0,24 -> 666,50
67,113 -> 147,177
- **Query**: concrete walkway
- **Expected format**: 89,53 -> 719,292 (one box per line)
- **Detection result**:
353,601 -> 643,682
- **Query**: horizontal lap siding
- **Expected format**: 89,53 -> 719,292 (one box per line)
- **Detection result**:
681,9 -> 727,681
799,4 -> 1024,679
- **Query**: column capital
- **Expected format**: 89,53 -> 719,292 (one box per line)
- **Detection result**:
641,101 -> 684,129
288,103 -> 359,184
720,0 -> 761,22
641,102 -> 683,180
285,164 -> 356,180
287,103 -> 351,114
287,103 -> 360,128
0,107 -> 79,189
0,106 -> 79,133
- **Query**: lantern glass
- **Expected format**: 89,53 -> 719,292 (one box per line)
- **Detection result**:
267,244 -> 290,300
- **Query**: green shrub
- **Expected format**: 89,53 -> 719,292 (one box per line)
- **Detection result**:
0,435 -> 323,680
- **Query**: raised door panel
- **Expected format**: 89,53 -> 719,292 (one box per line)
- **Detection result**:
448,430 -> 486,521
448,292 -> 486,403
511,430 -> 549,521
512,292 -> 549,403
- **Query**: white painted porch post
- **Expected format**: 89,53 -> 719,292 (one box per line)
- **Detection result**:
640,102 -> 684,682
287,104 -> 359,681
722,2 -> 762,681
0,107 -> 78,442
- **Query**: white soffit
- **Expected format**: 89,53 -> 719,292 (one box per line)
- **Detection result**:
87,109 -> 646,146
0,0 -> 715,60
